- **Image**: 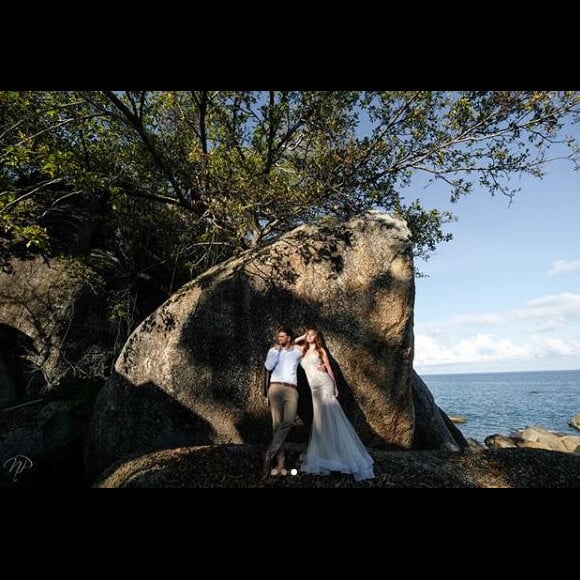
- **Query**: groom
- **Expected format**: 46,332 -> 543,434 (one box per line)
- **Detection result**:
262,325 -> 304,476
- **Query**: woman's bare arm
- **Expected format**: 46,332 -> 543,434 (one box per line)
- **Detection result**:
321,348 -> 338,396
293,332 -> 307,344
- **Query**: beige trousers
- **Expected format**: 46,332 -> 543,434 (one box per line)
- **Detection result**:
267,382 -> 299,457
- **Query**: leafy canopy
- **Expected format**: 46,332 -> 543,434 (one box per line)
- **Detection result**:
2,91 -> 579,270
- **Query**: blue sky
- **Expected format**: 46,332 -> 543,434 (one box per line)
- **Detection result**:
411,139 -> 580,375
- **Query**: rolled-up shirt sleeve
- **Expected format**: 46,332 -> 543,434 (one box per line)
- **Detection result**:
264,348 -> 280,371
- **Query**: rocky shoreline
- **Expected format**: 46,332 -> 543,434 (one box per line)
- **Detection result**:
483,425 -> 580,453
448,416 -> 580,454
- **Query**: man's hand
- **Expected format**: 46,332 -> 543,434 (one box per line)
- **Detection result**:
317,364 -> 326,372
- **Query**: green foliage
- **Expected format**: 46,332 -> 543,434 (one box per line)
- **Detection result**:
1,91 -> 578,380
1,90 -> 579,270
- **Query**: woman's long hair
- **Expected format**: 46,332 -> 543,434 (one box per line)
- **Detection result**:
306,326 -> 326,359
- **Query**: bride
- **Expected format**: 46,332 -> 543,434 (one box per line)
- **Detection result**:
296,327 -> 374,481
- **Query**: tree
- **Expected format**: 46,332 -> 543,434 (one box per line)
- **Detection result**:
2,91 -> 579,269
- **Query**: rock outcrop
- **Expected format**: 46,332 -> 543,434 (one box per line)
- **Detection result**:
85,211 -> 466,482
0,255 -> 111,402
92,444 -> 580,488
485,425 -> 580,454
411,371 -> 465,451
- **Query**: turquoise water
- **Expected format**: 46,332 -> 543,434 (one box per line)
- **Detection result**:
421,369 -> 580,442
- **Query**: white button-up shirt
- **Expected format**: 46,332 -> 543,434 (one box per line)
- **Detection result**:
264,346 -> 303,385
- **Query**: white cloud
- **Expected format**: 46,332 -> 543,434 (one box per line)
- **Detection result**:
526,320 -> 565,333
547,259 -> 580,277
534,338 -> 580,358
414,331 -> 580,368
422,293 -> 580,332
414,334 -> 456,364
415,291 -> 580,371
512,292 -> 580,324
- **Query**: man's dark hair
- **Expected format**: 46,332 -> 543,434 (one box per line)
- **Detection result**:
277,325 -> 293,338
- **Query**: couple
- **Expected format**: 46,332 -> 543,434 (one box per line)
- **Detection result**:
262,325 -> 374,481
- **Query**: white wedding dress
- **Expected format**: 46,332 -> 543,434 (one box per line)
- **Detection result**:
300,351 -> 374,481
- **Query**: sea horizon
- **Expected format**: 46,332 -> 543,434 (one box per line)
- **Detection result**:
420,367 -> 580,378
420,368 -> 580,442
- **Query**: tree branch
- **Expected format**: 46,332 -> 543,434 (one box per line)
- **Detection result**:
111,178 -> 184,206
101,91 -> 190,207
0,99 -> 86,142
39,190 -> 82,218
13,114 -> 101,147
265,90 -> 276,175
0,178 -> 65,214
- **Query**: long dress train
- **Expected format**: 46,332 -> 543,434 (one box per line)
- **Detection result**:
300,351 -> 374,481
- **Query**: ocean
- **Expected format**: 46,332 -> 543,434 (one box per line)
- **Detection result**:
421,369 -> 580,443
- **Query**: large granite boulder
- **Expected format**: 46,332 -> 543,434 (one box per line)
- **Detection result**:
85,211 -> 466,481
411,370 -> 466,451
